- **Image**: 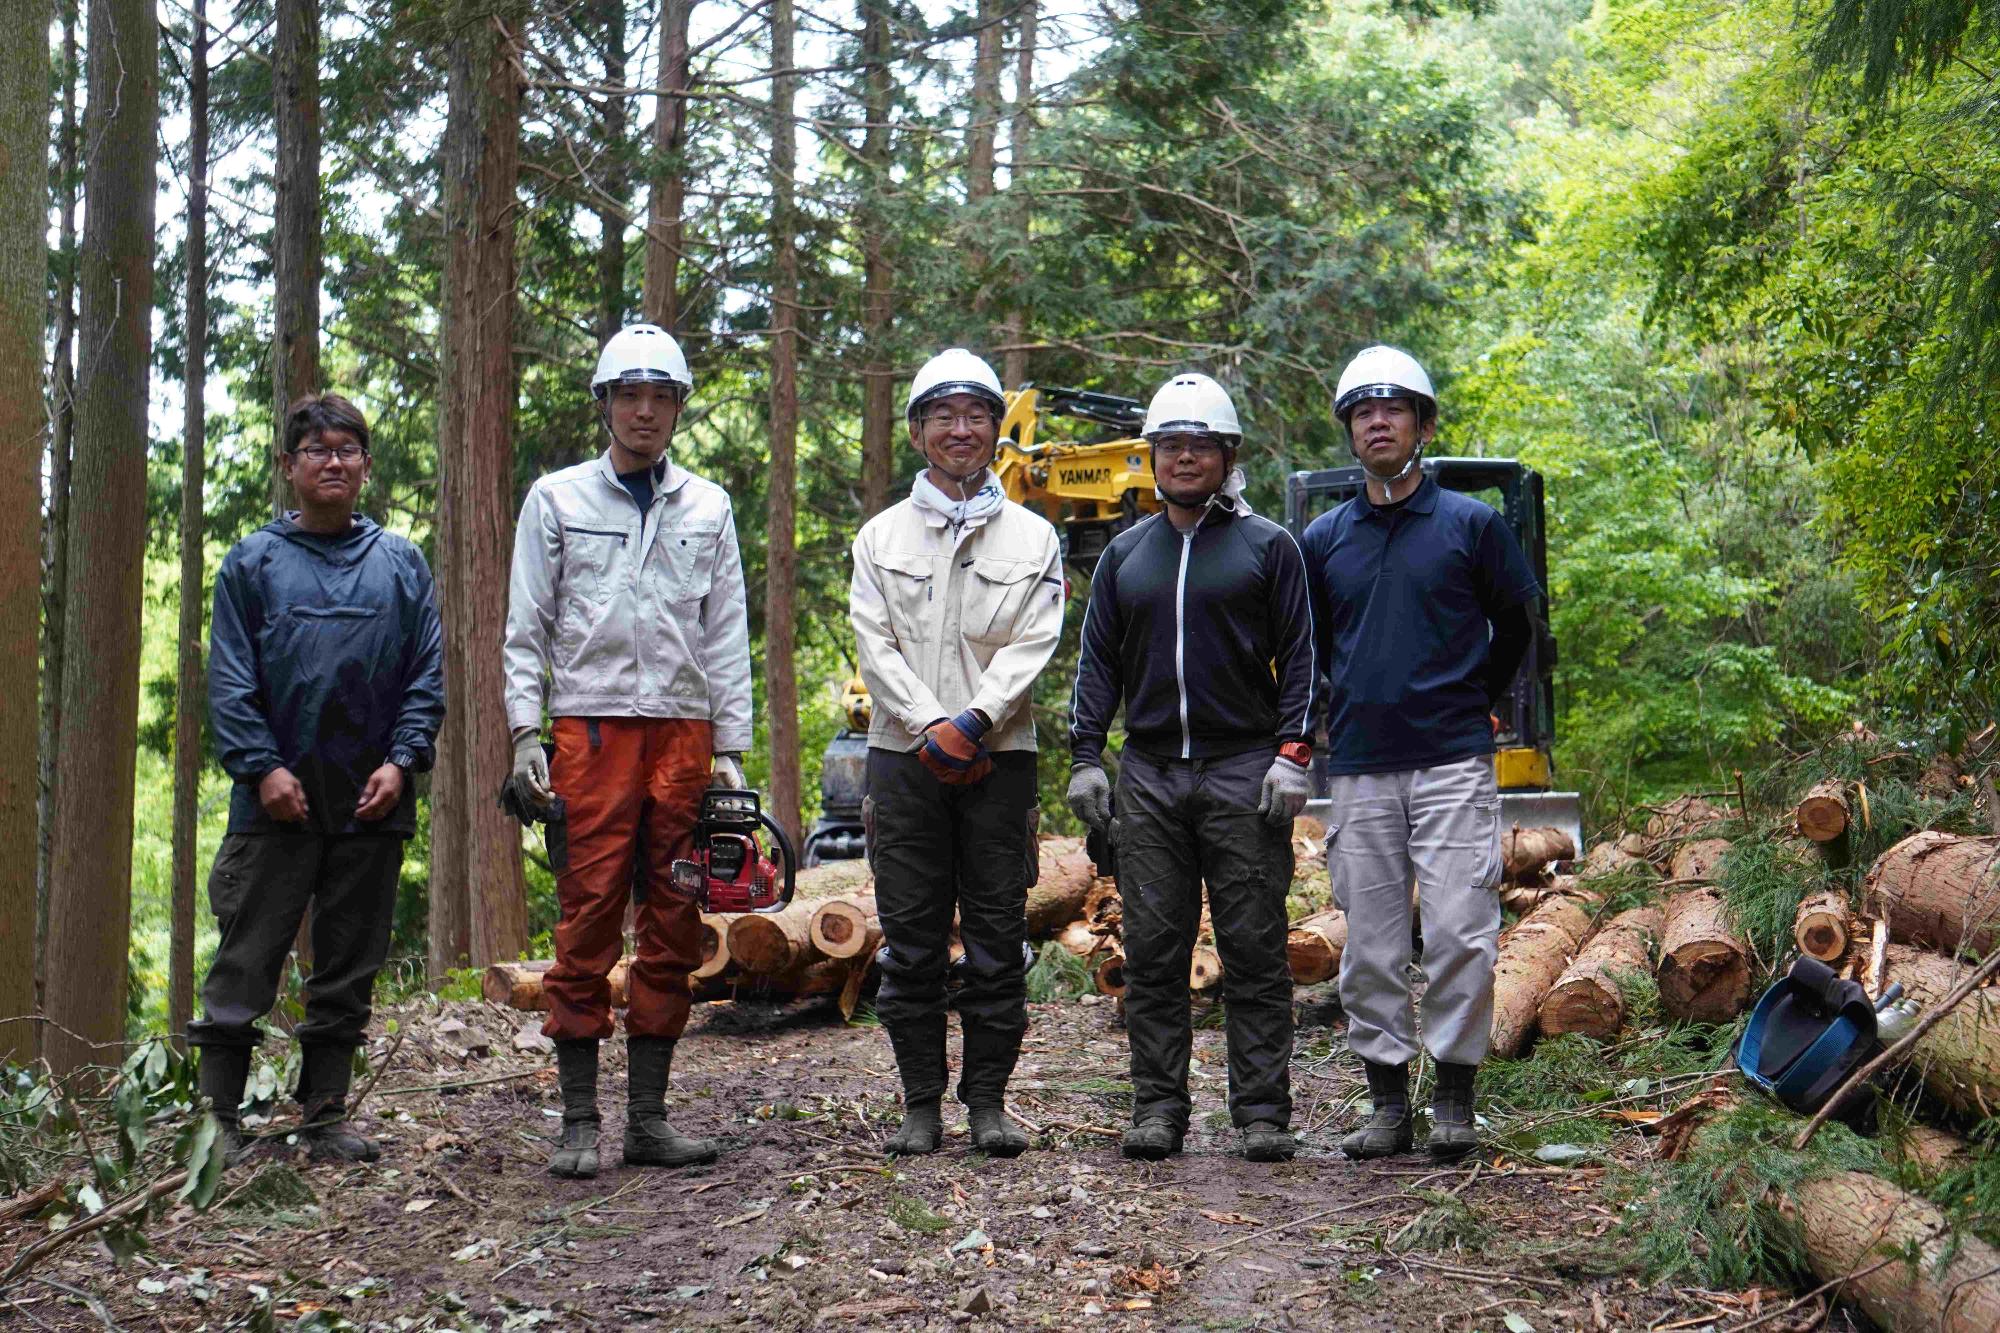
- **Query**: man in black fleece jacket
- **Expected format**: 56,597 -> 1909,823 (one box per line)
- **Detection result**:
1066,372 -> 1317,1163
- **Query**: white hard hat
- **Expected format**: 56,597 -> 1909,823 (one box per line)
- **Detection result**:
1333,345 -> 1435,425
592,323 -> 693,400
906,348 -> 1005,417
1142,372 -> 1241,443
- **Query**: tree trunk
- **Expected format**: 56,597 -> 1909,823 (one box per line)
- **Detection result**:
1668,837 -> 1731,882
1865,832 -> 2000,958
1656,887 -> 1752,1024
1895,1124 -> 1969,1178
1786,1171 -> 2000,1332
1791,888 -> 1852,963
271,0 -> 322,515
1876,943 -> 2000,1117
1023,838 -> 1096,935
1579,838 -> 1652,881
1286,909 -> 1346,985
961,0 -> 1003,309
1539,906 -> 1662,1040
44,0 -> 157,1076
1795,778 -> 1850,843
998,0 -> 1036,388
727,897 -> 819,974
1502,826 -> 1575,882
764,0 -> 802,852
593,0 -> 627,341
809,894 -> 879,960
0,0 -> 49,1062
856,0 -> 894,519
1489,896 -> 1591,1058
169,0 -> 211,1052
643,0 -> 694,329
37,0 -> 80,1022
486,956 -> 852,1009
1645,795 -> 1726,842
433,2 -> 529,978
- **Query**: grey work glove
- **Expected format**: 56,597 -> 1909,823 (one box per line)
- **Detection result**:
1256,756 -> 1312,828
511,729 -> 553,806
711,752 -> 746,790
1066,764 -> 1112,832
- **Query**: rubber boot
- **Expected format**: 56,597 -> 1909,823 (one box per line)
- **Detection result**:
883,1014 -> 948,1157
196,1044 -> 252,1166
1428,1062 -> 1479,1160
549,1038 -> 601,1179
297,1045 -> 379,1163
1120,1117 -> 1184,1161
960,1025 -> 1029,1158
1242,1121 -> 1298,1162
624,1036 -> 719,1168
1340,1060 -> 1413,1160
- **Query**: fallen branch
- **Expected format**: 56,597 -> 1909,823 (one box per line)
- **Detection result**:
0,1168 -> 190,1289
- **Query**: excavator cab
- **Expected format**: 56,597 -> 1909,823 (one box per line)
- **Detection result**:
1283,458 -> 1581,850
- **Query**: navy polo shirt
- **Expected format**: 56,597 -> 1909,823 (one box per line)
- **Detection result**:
1300,475 -> 1540,776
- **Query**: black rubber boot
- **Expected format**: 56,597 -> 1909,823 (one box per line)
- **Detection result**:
297,1045 -> 379,1163
624,1036 -> 719,1168
1340,1060 -> 1414,1160
960,1025 -> 1029,1158
1428,1062 -> 1479,1160
883,1014 -> 948,1157
549,1038 -> 601,1179
196,1044 -> 253,1166
1120,1117 -> 1184,1161
1242,1121 -> 1298,1162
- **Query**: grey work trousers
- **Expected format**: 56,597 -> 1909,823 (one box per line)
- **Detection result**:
1328,754 -> 1503,1068
1114,747 -> 1295,1131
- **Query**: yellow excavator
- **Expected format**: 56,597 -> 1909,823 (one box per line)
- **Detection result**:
991,384 -> 1163,572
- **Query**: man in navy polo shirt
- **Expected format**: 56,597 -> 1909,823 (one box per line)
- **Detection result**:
1300,346 -> 1538,1160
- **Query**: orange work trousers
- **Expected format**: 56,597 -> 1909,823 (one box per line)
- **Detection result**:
541,716 -> 712,1041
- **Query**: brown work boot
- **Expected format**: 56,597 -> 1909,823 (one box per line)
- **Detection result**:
1341,1060 -> 1413,1160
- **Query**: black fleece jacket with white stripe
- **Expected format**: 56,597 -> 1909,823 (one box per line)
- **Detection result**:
1069,502 -> 1318,770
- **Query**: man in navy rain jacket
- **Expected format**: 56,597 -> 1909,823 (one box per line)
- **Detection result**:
189,394 -> 445,1164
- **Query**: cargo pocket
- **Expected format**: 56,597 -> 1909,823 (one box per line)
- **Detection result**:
1326,822 -> 1345,913
862,795 -> 877,873
1024,808 -> 1041,888
1472,797 -> 1503,891
207,834 -> 256,922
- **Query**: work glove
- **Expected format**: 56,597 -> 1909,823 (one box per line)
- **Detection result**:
919,710 -> 994,786
1256,755 -> 1312,828
711,752 -> 746,790
511,729 -> 553,806
1066,764 -> 1112,832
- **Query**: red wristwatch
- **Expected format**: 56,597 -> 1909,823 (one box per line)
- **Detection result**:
1278,741 -> 1313,768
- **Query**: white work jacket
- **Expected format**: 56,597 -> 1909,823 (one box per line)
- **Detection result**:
849,490 -> 1066,753
504,453 -> 753,752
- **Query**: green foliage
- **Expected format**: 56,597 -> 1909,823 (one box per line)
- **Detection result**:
1024,941 -> 1094,1004
886,1192 -> 951,1234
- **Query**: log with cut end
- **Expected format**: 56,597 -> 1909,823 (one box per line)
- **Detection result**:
1056,920 -> 1103,957
1580,839 -> 1654,882
808,893 -> 879,960
693,913 -> 736,980
1503,826 -> 1577,881
1877,944 -> 2000,1116
1286,909 -> 1347,985
1786,1171 -> 2000,1332
1188,944 -> 1223,993
1489,896 -> 1592,1058
1795,778 -> 1850,843
1866,832 -> 2000,958
1094,951 -> 1127,998
727,899 -> 820,975
484,955 -> 850,1010
1792,889 -> 1853,963
484,958 -> 634,1011
1668,838 -> 1731,882
1539,905 -> 1663,1040
1657,888 -> 1752,1023
1024,839 -> 1098,936
1645,796 -> 1726,841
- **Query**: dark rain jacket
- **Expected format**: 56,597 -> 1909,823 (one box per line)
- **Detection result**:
209,515 -> 446,836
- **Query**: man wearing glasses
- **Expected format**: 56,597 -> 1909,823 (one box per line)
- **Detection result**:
848,347 -> 1064,1158
1066,372 -> 1316,1163
192,394 -> 445,1164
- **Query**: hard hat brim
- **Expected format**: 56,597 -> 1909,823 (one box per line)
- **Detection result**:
1334,383 -> 1436,424
908,381 -> 1006,415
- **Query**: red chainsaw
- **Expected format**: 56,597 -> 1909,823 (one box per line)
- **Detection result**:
671,788 -> 797,914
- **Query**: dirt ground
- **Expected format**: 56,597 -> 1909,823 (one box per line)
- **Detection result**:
14,991 -> 1814,1332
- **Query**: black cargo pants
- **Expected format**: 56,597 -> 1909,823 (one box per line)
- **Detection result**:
1115,746 -> 1295,1131
866,746 -> 1038,1102
186,832 -> 404,1050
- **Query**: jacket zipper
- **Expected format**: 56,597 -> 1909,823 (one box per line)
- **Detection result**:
1175,526 -> 1194,759
566,526 -> 628,543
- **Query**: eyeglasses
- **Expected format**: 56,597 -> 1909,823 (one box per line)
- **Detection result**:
292,444 -> 369,463
1152,438 -> 1227,460
919,409 -> 995,431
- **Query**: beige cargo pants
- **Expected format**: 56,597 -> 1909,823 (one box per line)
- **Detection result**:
1327,754 -> 1504,1067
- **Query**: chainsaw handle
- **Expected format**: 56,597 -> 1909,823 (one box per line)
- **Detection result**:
752,809 -> 798,913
